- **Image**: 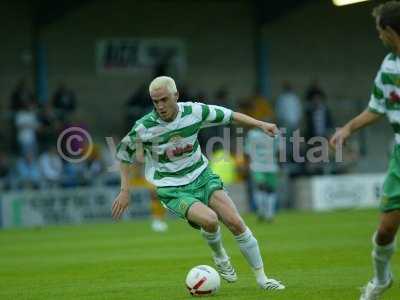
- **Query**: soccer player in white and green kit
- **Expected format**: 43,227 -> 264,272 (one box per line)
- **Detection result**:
111,76 -> 285,291
330,2 -> 400,299
245,127 -> 280,222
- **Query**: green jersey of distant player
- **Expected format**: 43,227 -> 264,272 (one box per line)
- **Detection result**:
245,128 -> 280,191
367,52 -> 400,212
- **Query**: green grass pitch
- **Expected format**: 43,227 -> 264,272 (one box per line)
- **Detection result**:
1,209 -> 399,300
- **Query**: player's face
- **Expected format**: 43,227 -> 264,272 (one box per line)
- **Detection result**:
150,86 -> 179,122
376,18 -> 395,50
377,28 -> 392,49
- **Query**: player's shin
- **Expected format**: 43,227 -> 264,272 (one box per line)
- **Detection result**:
372,232 -> 395,285
201,226 -> 228,261
234,227 -> 267,284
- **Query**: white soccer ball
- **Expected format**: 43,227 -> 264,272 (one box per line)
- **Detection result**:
185,265 -> 221,296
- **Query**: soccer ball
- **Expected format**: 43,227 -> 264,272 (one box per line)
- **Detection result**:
185,265 -> 221,296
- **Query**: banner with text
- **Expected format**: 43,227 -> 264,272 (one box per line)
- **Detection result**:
96,38 -> 186,74
0,187 -> 151,228
295,173 -> 386,211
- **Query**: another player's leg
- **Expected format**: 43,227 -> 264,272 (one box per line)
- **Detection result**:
150,194 -> 168,232
264,173 -> 278,222
186,202 -> 237,282
254,188 -> 267,221
209,190 -> 285,290
360,211 -> 400,300
265,192 -> 277,221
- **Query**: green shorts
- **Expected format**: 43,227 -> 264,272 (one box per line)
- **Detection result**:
156,167 -> 224,220
380,145 -> 400,212
252,171 -> 278,192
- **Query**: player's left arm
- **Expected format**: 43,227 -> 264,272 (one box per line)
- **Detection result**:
198,103 -> 278,136
232,112 -> 278,137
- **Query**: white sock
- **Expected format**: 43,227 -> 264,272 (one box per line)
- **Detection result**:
235,227 -> 267,283
372,232 -> 395,285
201,227 -> 228,261
253,266 -> 268,285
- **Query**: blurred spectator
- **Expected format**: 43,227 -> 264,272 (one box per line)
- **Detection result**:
15,101 -> 39,156
61,161 -> 87,187
153,50 -> 175,78
213,88 -> 229,106
85,144 -> 104,182
10,79 -> 35,112
38,146 -> 63,187
198,88 -> 230,149
209,146 -> 238,186
305,91 -> 333,140
52,83 -> 77,121
275,81 -> 302,165
125,84 -> 153,129
305,91 -> 333,175
242,94 -> 274,121
37,104 -> 61,151
178,84 -> 193,101
16,152 -> 41,189
10,79 -> 35,152
213,88 -> 231,139
129,164 -> 168,232
0,151 -> 11,189
276,81 -> 302,133
305,80 -> 326,103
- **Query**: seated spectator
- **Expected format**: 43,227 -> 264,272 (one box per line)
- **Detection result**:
52,83 -> 77,121
15,151 -> 41,189
84,144 -> 104,183
38,146 -> 63,187
61,161 -> 87,188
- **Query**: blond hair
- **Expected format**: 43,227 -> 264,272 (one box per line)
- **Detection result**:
149,76 -> 177,95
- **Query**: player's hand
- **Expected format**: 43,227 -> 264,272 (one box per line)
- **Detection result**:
112,190 -> 129,220
259,121 -> 279,137
329,126 -> 351,150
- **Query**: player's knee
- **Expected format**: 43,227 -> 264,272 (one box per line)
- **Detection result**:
376,225 -> 398,245
202,211 -> 219,232
225,216 -> 246,235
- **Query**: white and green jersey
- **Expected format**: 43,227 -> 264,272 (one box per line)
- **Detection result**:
245,128 -> 279,173
369,53 -> 400,143
116,102 -> 233,187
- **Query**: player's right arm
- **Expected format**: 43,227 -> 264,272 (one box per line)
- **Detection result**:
330,60 -> 387,150
329,110 -> 383,149
112,124 -> 142,220
112,162 -> 131,220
